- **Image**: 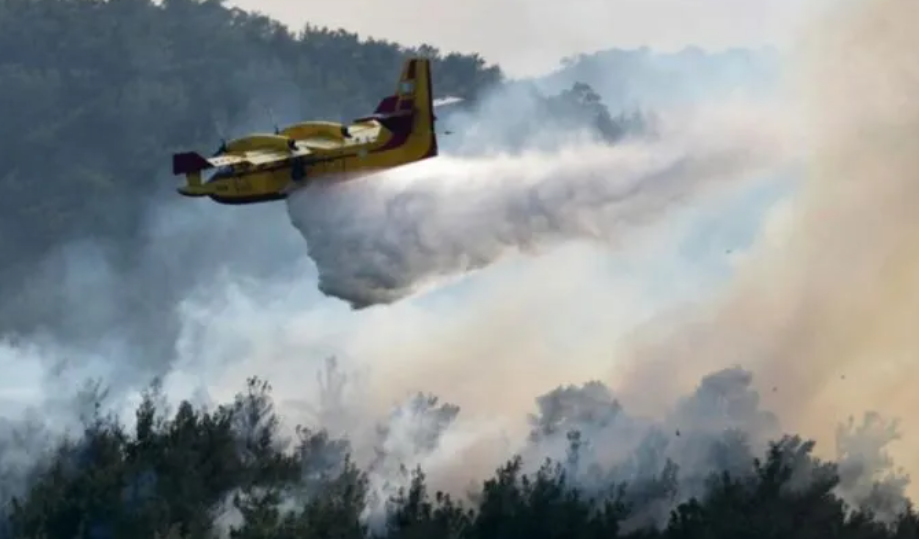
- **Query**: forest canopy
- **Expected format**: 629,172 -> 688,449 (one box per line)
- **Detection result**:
2,372 -> 918,538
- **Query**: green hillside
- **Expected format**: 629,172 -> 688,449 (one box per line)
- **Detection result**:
0,0 -> 640,343
0,0 -> 498,271
5,374 -> 918,538
0,0 -> 505,346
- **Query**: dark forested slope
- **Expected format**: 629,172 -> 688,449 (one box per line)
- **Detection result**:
0,0 -> 498,270
0,0 -> 639,344
0,0 -> 506,345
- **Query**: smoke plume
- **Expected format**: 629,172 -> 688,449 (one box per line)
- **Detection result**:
609,0 -> 919,503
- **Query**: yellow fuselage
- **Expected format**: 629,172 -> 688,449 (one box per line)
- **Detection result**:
200,120 -> 434,205
177,57 -> 439,205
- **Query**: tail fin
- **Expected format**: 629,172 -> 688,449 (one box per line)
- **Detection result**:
405,58 -> 437,159
354,57 -> 437,160
379,58 -> 427,115
357,58 -> 434,131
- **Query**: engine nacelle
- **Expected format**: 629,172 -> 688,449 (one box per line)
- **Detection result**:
278,121 -> 350,141
224,134 -> 294,153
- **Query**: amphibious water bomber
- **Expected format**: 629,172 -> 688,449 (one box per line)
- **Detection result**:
171,57 -> 440,205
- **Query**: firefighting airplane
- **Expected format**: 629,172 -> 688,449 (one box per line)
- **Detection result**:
171,57 -> 446,205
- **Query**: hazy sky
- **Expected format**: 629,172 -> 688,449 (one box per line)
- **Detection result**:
227,0 -> 827,76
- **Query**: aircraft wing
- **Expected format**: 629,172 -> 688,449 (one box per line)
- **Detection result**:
172,147 -> 309,176
240,147 -> 303,165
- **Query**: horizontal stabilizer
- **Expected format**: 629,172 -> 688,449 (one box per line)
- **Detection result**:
172,152 -> 214,175
172,152 -> 248,176
433,96 -> 464,108
353,57 -> 427,132
353,112 -> 414,134
374,95 -> 399,114
356,96 -> 414,122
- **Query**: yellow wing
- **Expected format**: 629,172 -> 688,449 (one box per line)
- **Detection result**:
234,147 -> 305,166
172,143 -> 311,176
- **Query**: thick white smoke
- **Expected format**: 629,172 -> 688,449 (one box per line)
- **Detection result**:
607,0 -> 919,507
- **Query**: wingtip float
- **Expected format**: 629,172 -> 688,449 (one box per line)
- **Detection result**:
171,57 -> 442,205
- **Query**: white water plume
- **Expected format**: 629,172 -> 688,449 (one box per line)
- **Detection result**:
288,102 -> 795,308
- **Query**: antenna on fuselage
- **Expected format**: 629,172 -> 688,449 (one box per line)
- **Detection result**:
264,106 -> 296,151
265,106 -> 280,135
213,117 -> 229,156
